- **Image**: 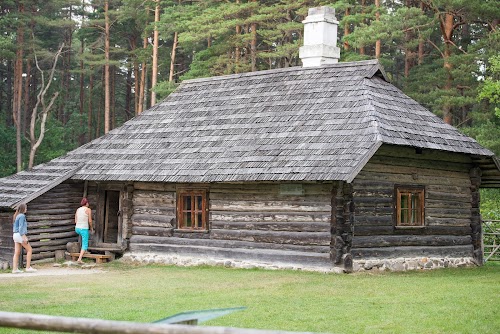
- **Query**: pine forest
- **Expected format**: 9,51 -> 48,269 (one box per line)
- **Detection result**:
0,1 -> 499,190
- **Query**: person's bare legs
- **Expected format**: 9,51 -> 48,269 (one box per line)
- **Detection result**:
12,243 -> 21,271
77,248 -> 85,263
21,242 -> 33,268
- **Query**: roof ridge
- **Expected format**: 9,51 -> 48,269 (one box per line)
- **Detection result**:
181,59 -> 382,84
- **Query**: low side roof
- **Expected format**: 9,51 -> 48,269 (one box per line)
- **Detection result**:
0,59 -> 496,207
0,159 -> 81,209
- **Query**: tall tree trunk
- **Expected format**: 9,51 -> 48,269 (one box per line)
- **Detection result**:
375,0 -> 381,58
125,62 -> 132,120
79,37 -> 85,145
111,65 -> 115,129
6,61 -> 13,126
151,0 -> 160,106
169,31 -> 178,82
138,35 -> 148,115
418,0 -> 425,65
104,0 -> 111,134
441,12 -> 454,125
359,0 -> 366,55
28,44 -> 64,169
344,7 -> 350,50
250,0 -> 257,72
13,2 -> 25,172
88,65 -> 93,142
22,59 -> 31,137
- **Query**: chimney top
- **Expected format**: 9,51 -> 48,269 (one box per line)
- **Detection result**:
299,6 -> 340,67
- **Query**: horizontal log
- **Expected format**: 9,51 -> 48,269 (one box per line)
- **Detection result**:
426,191 -> 470,202
27,208 -> 76,216
29,225 -> 75,235
356,169 -> 470,186
133,191 -> 175,207
31,251 -> 56,261
375,145 -> 472,163
27,214 -> 74,221
31,243 -> 74,254
352,235 -> 472,248
425,200 -> 471,209
28,231 -> 78,242
351,245 -> 474,259
209,183 -> 334,195
29,237 -> 78,248
129,235 -> 330,254
132,226 -> 173,237
368,155 -> 471,173
210,229 -> 330,246
210,192 -> 331,202
355,207 -> 393,215
133,206 -> 175,216
211,211 -> 330,223
29,219 -> 75,228
353,225 -> 472,236
27,202 -> 81,211
210,221 -> 330,232
426,208 -> 471,219
354,215 -> 393,226
210,199 -> 331,213
131,214 -> 174,227
426,217 -> 471,226
133,182 -> 176,192
353,197 -> 393,206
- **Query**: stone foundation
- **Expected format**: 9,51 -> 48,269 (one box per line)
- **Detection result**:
353,257 -> 477,272
120,252 -> 478,273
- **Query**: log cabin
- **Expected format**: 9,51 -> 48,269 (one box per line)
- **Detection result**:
1,7 -> 500,272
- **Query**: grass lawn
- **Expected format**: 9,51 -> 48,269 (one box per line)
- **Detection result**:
0,261 -> 499,334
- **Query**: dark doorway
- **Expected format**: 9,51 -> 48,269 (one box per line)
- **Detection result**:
104,190 -> 120,244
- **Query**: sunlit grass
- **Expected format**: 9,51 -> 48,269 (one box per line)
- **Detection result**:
0,261 -> 499,334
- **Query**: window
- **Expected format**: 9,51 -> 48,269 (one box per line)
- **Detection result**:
177,190 -> 208,230
395,186 -> 425,227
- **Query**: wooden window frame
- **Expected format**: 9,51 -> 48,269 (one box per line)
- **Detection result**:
176,189 -> 208,231
394,185 -> 425,228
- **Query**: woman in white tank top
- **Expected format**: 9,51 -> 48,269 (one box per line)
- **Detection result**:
74,198 -> 93,264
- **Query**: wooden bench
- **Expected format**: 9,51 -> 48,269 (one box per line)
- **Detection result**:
68,252 -> 112,264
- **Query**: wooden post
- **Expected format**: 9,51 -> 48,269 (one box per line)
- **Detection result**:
470,167 -> 483,264
0,311 -> 316,334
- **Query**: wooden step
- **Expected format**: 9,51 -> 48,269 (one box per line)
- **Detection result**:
67,252 -> 112,264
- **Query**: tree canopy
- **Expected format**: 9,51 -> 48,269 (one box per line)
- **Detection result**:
0,0 -> 498,176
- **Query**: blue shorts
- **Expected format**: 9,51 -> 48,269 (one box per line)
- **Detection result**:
75,228 -> 90,251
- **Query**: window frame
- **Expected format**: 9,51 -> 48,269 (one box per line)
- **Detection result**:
176,189 -> 208,231
394,185 -> 425,228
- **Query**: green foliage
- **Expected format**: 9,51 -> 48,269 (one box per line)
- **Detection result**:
0,124 -> 17,177
481,189 -> 500,220
478,55 -> 500,118
153,80 -> 179,100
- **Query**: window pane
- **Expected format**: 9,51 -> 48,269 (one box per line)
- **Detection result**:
197,213 -> 203,228
196,196 -> 202,211
184,212 -> 192,227
184,196 -> 191,210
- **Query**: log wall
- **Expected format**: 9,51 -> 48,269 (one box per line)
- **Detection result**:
351,145 -> 475,260
0,212 -> 14,264
129,182 -> 334,266
25,181 -> 84,262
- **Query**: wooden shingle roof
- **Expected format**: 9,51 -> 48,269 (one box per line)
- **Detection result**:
0,59 -> 495,207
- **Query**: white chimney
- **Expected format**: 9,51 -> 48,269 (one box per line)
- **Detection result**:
299,6 -> 340,67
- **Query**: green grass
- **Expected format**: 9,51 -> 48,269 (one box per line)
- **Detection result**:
0,262 -> 499,334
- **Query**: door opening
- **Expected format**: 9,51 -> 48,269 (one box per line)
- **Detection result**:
104,190 -> 120,244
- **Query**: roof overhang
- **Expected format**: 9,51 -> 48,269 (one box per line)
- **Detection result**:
473,155 -> 500,188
